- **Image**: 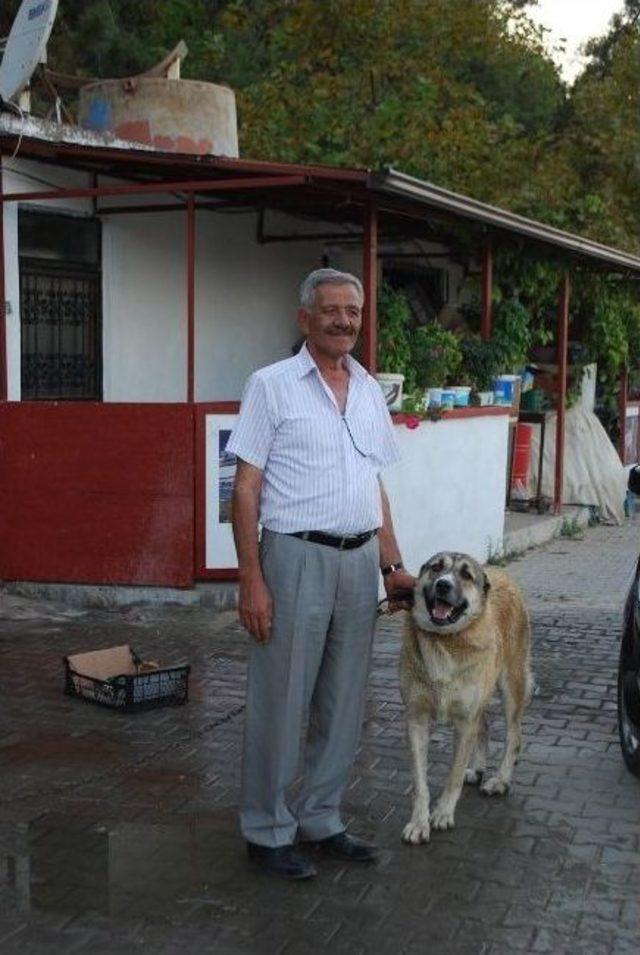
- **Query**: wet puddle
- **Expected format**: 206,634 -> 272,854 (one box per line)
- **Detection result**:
0,813 -> 254,921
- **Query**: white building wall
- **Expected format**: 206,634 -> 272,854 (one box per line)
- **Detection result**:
194,212 -> 332,401
384,414 -> 509,573
102,208 -> 356,401
102,211 -> 187,401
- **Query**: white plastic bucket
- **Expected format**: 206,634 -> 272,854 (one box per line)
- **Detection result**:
426,387 -> 443,408
375,373 -> 404,412
451,386 -> 471,407
476,390 -> 494,406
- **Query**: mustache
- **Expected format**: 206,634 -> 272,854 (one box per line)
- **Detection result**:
327,325 -> 357,334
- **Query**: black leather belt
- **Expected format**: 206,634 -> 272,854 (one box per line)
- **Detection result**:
290,529 -> 377,550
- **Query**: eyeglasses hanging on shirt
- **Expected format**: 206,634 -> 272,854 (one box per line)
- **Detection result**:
341,413 -> 367,457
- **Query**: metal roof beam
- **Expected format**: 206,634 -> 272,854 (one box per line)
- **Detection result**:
0,174 -> 307,203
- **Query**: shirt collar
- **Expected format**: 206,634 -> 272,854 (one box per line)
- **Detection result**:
295,340 -> 368,381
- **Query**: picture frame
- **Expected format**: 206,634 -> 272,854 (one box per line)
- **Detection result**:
195,403 -> 240,579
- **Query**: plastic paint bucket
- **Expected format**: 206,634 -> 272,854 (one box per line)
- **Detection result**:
493,374 -> 520,406
375,373 -> 404,412
426,387 -> 443,408
451,386 -> 471,407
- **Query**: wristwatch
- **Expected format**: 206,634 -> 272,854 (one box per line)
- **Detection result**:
381,561 -> 404,577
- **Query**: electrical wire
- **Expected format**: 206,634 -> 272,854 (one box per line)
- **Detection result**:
1,98 -> 26,160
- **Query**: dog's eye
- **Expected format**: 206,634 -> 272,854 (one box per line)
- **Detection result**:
430,560 -> 444,573
460,566 -> 474,581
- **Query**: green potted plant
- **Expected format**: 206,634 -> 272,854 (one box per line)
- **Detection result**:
488,296 -> 533,407
460,336 -> 502,405
413,321 -> 462,408
376,283 -> 415,411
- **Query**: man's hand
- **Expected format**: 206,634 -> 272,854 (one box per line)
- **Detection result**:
238,570 -> 273,643
384,568 -> 417,612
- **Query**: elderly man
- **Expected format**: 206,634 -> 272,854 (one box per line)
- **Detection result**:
227,267 -> 415,880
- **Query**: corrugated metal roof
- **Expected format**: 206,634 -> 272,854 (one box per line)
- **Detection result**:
373,169 -> 640,272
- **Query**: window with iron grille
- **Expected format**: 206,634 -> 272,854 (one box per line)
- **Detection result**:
19,211 -> 102,400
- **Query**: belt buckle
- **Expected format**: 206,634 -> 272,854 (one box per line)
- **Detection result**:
339,536 -> 348,550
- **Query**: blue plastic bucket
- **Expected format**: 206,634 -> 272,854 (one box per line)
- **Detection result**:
493,375 -> 519,406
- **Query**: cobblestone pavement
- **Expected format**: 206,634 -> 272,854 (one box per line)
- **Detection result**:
1,520 -> 640,954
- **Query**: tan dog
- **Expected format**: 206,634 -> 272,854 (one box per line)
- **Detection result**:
400,551 -> 532,844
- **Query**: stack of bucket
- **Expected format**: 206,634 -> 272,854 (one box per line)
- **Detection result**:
511,422 -> 533,501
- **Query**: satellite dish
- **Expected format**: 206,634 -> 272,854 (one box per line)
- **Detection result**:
0,0 -> 59,105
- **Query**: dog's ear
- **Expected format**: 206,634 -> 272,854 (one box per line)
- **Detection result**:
418,561 -> 430,578
483,572 -> 491,596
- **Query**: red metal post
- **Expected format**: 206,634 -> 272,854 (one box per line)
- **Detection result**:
0,159 -> 6,401
554,271 -> 570,514
480,237 -> 493,341
362,203 -> 378,373
187,194 -> 196,404
618,365 -> 629,463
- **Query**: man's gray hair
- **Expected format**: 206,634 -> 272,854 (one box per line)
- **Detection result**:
299,268 -> 364,309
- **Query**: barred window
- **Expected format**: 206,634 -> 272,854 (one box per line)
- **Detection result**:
19,211 -> 102,400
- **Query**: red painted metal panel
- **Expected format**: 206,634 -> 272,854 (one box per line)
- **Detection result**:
0,402 -> 194,586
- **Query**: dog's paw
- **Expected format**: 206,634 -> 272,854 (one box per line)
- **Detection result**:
464,768 -> 483,785
402,820 -> 431,844
480,775 -> 509,796
430,805 -> 455,831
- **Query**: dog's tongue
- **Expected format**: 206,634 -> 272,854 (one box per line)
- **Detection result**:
432,600 -> 453,621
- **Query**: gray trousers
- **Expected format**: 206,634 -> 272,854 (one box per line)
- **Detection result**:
240,529 -> 379,847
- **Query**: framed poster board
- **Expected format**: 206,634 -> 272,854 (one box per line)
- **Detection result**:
195,403 -> 240,579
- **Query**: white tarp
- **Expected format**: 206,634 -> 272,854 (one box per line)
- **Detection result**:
523,406 -> 626,524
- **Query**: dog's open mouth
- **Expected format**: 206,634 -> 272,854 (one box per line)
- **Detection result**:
427,597 -> 468,626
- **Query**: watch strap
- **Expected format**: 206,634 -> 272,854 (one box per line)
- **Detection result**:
381,561 -> 404,577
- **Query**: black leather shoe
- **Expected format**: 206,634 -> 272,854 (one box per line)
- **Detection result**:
246,842 -> 317,880
307,831 -> 379,862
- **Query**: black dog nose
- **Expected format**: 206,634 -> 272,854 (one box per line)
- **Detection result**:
435,578 -> 453,597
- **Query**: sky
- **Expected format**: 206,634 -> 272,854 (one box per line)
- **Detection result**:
528,0 -> 625,81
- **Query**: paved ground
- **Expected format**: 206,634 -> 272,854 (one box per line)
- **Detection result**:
1,519 -> 640,954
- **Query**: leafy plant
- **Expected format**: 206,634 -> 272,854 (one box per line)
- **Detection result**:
460,336 -> 502,391
412,322 -> 462,388
401,389 -> 426,414
559,517 -> 583,539
377,283 -> 416,391
490,296 -> 532,373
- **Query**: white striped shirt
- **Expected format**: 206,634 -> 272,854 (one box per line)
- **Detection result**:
227,342 -> 400,534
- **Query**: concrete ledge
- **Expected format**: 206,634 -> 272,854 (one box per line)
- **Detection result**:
503,505 -> 593,557
1,579 -> 238,611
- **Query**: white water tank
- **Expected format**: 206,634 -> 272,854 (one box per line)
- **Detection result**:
79,77 -> 239,157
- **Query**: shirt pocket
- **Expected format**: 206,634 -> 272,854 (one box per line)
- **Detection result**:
275,412 -> 337,466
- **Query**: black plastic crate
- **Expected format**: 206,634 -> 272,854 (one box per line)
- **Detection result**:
64,645 -> 190,712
